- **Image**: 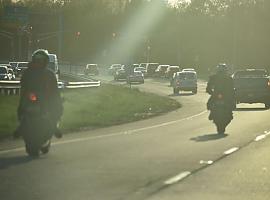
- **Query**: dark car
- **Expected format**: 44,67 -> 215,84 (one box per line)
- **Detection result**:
17,62 -> 29,77
127,71 -> 144,84
84,64 -> 99,75
145,63 -> 159,77
114,69 -> 127,81
233,69 -> 270,108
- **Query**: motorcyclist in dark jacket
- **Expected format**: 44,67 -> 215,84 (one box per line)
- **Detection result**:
14,49 -> 63,138
206,64 -> 235,120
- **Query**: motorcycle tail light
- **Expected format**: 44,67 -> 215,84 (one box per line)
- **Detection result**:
29,93 -> 37,102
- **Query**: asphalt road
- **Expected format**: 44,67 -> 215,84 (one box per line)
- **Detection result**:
0,74 -> 270,200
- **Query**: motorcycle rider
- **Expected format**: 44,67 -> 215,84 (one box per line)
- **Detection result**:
14,49 -> 63,138
206,63 -> 235,120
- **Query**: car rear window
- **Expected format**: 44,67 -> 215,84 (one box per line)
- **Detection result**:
177,73 -> 196,79
18,63 -> 28,68
0,67 -> 7,74
234,70 -> 268,78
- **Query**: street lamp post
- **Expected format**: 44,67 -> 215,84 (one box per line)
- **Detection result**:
147,45 -> 151,63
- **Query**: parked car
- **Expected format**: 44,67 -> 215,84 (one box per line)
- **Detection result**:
165,66 -> 180,79
84,64 -> 99,75
134,67 -> 147,76
109,64 -> 122,75
7,68 -> 16,80
233,69 -> 270,108
48,53 -> 60,80
0,66 -> 13,80
139,63 -> 148,68
127,71 -> 144,84
155,65 -> 170,77
145,63 -> 159,77
9,62 -> 19,74
172,71 -> 198,94
17,62 -> 29,77
114,69 -> 127,81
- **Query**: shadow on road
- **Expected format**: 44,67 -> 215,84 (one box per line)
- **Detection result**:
169,93 -> 194,97
0,156 -> 33,170
235,108 -> 268,112
191,133 -> 228,142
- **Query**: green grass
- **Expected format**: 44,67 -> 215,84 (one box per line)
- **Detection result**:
0,96 -> 19,138
0,84 -> 181,138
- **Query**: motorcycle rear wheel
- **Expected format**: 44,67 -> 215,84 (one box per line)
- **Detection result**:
25,144 -> 39,157
216,124 -> 226,134
41,141 -> 51,154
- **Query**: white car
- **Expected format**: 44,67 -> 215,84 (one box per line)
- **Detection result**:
0,66 -> 13,80
134,67 -> 147,76
172,71 -> 198,94
48,53 -> 60,80
17,62 -> 29,77
108,64 -> 122,75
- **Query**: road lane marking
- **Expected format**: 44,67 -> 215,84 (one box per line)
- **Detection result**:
164,171 -> 191,185
224,147 -> 239,155
199,160 -> 214,165
0,110 -> 207,155
0,147 -> 25,155
255,135 -> 266,142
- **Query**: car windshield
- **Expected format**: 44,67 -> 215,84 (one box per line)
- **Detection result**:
0,67 -> 7,74
177,73 -> 196,79
17,63 -> 28,68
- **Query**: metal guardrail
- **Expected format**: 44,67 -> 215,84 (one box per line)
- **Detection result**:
0,71 -> 101,96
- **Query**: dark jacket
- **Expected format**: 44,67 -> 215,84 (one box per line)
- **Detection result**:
206,73 -> 235,109
18,62 -> 63,121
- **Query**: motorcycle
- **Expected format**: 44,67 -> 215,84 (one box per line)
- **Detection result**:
210,93 -> 233,134
20,92 -> 54,157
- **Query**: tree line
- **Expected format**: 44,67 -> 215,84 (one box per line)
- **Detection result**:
0,0 -> 270,72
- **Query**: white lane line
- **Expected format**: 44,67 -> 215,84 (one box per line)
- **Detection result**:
264,131 -> 270,136
255,134 -> 266,142
0,147 -> 25,155
199,160 -> 214,165
164,171 -> 191,185
224,147 -> 239,155
0,110 -> 207,155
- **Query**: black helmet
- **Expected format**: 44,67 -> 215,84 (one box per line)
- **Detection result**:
32,49 -> 49,64
216,63 -> 228,74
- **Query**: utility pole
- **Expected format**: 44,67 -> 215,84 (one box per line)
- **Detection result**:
58,10 -> 63,60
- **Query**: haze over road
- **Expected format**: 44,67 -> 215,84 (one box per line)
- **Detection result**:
1,78 -> 269,200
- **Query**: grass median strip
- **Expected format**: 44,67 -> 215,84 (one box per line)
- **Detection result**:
0,84 -> 181,138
